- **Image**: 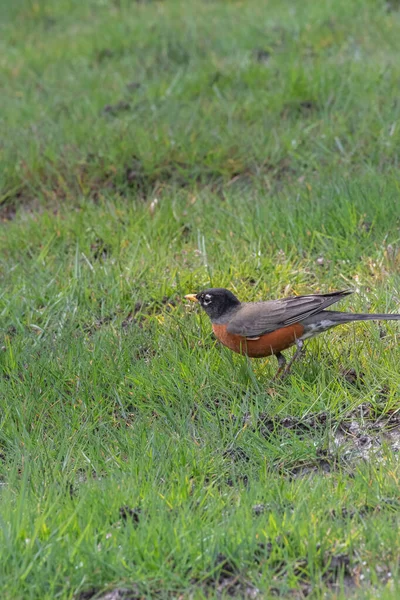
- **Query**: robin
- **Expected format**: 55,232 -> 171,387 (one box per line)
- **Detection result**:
185,288 -> 400,378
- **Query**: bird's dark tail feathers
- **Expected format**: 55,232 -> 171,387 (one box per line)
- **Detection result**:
326,311 -> 400,323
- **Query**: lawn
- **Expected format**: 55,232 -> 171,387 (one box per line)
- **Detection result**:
1,0 -> 400,598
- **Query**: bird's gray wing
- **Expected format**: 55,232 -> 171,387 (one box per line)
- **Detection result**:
226,291 -> 352,337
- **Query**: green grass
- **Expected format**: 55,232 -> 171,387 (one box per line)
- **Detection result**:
1,0 -> 400,598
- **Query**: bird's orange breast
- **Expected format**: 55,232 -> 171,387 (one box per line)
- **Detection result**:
212,323 -> 305,358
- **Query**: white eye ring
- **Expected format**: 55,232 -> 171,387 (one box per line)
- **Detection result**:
203,294 -> 212,306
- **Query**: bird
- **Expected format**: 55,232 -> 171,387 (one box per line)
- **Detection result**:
185,288 -> 400,378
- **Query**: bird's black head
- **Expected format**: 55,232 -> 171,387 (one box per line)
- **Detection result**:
185,288 -> 241,321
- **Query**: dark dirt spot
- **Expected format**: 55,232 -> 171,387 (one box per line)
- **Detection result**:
83,313 -> 115,333
329,500 -> 399,520
0,188 -> 42,221
340,367 -> 364,385
68,481 -> 76,499
252,503 -> 268,516
299,100 -> 317,112
323,552 -> 353,585
361,220 -> 373,234
253,541 -> 274,565
214,553 -> 237,577
91,238 -> 111,260
125,157 -> 146,191
180,224 -> 192,239
251,411 -> 328,439
1,202 -> 17,221
286,451 -> 336,478
134,301 -> 145,313
327,553 -> 350,573
260,156 -> 296,183
126,81 -> 141,92
102,101 -> 131,115
95,48 -> 114,62
377,384 -> 390,400
254,48 -> 271,63
226,474 -> 249,487
280,100 -> 319,119
223,447 -> 250,462
329,506 -> 362,520
5,325 -> 17,337
378,497 -> 400,509
119,301 -> 148,329
119,505 -> 141,525
243,277 -> 257,286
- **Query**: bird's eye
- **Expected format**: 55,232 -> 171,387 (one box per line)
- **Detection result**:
203,294 -> 212,305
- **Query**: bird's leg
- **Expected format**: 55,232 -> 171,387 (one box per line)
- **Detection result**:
282,339 -> 305,378
272,340 -> 305,382
271,352 -> 287,381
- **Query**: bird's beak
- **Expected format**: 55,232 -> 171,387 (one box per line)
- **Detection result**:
184,294 -> 198,303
